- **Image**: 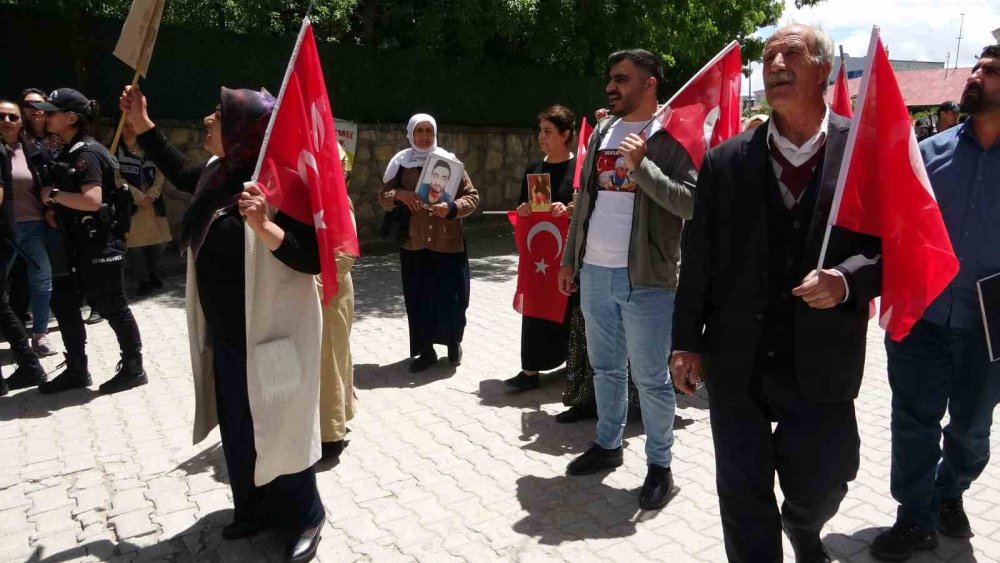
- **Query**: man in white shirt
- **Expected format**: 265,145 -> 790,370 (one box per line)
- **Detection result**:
558,48 -> 697,511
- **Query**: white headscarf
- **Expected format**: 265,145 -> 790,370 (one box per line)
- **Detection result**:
382,113 -> 457,183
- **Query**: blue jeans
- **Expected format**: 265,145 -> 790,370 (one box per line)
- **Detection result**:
580,263 -> 676,466
886,318 -> 1000,529
13,220 -> 56,336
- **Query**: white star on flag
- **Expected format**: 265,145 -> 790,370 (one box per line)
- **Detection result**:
534,259 -> 549,274
314,209 -> 326,229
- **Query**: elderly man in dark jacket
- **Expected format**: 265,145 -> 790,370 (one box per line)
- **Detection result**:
671,24 -> 882,562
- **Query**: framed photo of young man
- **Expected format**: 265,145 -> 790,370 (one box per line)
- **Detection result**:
416,154 -> 464,205
527,173 -> 552,212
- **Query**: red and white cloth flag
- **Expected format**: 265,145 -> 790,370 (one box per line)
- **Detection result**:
826,26 -> 958,341
660,41 -> 743,170
508,212 -> 570,323
255,18 -> 360,304
831,57 -> 854,118
571,117 -> 594,191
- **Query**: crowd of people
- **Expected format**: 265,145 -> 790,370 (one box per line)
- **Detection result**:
0,19 -> 997,563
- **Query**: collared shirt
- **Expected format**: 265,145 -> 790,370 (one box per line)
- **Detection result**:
767,106 -> 829,209
765,106 -> 848,301
921,120 -> 1000,328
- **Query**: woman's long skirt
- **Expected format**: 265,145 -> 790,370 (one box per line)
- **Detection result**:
212,338 -> 325,531
400,248 -> 470,357
520,293 -> 574,372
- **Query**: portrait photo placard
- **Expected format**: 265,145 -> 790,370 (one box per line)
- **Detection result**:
527,173 -> 552,212
416,154 -> 464,206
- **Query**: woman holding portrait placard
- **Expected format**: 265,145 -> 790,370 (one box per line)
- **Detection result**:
378,114 -> 479,373
505,105 -> 576,392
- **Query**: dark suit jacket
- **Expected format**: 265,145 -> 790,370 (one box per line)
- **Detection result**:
672,112 -> 882,403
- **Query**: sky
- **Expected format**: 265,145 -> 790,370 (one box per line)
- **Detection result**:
744,0 -> 1000,95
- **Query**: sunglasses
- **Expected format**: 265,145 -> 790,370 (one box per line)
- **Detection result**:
0,112 -> 20,123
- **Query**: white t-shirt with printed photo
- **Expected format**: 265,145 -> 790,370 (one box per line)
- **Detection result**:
583,118 -> 658,269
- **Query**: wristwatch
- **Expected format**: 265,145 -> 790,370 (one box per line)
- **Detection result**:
45,189 -> 60,206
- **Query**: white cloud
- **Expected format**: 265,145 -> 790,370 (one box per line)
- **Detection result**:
744,0 -> 1000,96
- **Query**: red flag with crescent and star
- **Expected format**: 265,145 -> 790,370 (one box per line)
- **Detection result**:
508,211 -> 570,323
255,18 -> 359,304
659,41 -> 742,170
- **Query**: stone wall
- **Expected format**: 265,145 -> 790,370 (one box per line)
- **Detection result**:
141,120 -> 538,250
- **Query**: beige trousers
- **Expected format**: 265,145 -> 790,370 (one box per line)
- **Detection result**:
318,254 -> 356,442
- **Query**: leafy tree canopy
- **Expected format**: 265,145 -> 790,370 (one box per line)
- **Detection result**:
2,0 -> 828,91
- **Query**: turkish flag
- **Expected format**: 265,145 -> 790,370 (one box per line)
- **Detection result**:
256,20 -> 359,304
660,41 -> 742,170
831,60 -> 854,118
508,211 -> 570,323
828,27 -> 958,341
572,117 -> 594,191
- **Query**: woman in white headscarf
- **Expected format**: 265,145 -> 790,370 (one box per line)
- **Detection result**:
378,114 -> 479,373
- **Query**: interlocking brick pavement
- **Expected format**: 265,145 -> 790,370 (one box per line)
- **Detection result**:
0,235 -> 998,562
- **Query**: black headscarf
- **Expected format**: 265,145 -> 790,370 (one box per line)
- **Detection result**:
182,87 -> 275,259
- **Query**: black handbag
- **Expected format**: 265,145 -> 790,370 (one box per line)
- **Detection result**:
378,203 -> 410,242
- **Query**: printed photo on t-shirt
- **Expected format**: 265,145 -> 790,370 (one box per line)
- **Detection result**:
595,150 -> 636,193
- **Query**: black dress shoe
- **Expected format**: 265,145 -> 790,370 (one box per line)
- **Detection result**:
504,371 -> 539,391
567,443 -> 623,475
447,343 -> 462,366
409,350 -> 438,373
871,520 -> 938,561
555,405 -> 597,424
638,464 -> 674,510
288,524 -> 322,562
321,440 -> 346,461
938,497 -> 973,538
221,519 -> 262,540
84,310 -> 104,325
0,375 -> 9,397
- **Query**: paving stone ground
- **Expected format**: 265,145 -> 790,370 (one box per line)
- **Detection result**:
1,235 -> 998,562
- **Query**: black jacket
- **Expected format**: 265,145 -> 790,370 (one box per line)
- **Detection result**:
0,143 -> 15,244
672,112 -> 882,403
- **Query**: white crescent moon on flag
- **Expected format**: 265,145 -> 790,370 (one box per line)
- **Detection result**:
703,106 -> 721,146
526,221 -> 563,258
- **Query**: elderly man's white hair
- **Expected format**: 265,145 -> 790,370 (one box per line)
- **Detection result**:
768,22 -> 835,64
766,22 -> 836,91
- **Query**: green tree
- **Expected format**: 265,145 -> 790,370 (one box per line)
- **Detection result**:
2,0 -> 827,96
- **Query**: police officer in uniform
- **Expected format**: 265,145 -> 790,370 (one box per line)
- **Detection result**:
30,88 -> 147,394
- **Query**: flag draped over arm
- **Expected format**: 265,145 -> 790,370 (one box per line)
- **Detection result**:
254,19 -> 360,304
509,212 -> 570,323
823,26 -> 958,341
660,41 -> 743,170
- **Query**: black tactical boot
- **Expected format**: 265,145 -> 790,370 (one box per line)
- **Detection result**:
39,354 -> 93,395
98,354 -> 148,394
6,348 -> 47,390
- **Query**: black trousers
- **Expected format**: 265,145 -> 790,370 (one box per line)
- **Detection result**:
212,337 -> 324,532
50,239 -> 142,361
708,366 -> 860,562
0,254 -> 31,364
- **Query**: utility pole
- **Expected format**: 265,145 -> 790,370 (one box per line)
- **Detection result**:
955,13 -> 965,72
945,52 -> 950,78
